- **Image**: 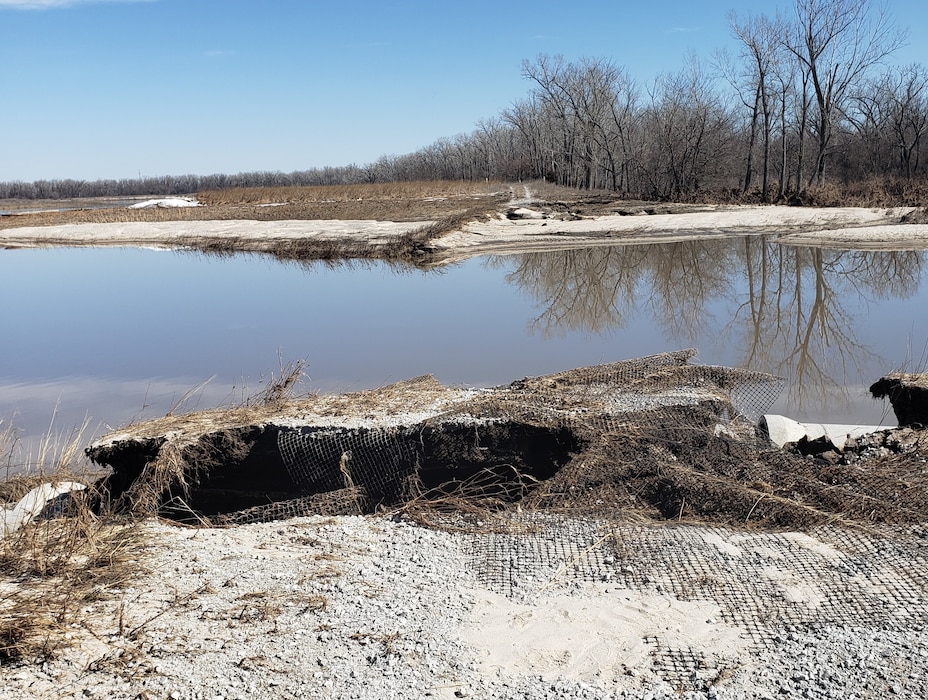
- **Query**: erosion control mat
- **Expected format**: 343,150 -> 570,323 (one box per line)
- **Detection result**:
459,514 -> 928,694
84,349 -> 925,531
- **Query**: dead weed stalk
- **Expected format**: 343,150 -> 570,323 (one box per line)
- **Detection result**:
1,422 -> 148,666
393,465 -> 544,534
0,497 -> 147,664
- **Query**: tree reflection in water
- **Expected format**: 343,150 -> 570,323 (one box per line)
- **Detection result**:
491,239 -> 926,411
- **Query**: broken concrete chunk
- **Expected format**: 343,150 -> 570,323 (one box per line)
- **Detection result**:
760,415 -> 884,451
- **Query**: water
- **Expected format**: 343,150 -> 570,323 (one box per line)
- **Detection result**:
2,238 -> 926,452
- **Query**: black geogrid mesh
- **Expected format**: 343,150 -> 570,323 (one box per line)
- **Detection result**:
277,426 -> 420,505
646,639 -> 721,693
454,513 -> 928,690
258,350 -> 787,524
212,488 -> 365,524
459,514 -> 928,646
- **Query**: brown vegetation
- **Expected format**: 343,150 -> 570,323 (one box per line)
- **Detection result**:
1,420 -> 143,666
195,180 -> 504,206
0,180 -> 510,231
0,487 -> 144,664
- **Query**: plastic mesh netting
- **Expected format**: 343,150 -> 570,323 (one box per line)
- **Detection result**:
277,427 -> 419,506
82,350 -> 928,696
89,349 -> 925,533
261,349 -> 786,522
455,512 -> 928,691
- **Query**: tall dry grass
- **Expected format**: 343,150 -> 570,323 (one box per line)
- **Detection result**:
783,176 -> 928,208
195,179 -> 507,206
1,410 -> 94,484
1,417 -> 144,666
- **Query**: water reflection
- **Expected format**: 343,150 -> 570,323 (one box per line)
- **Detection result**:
2,241 -> 925,454
492,239 -> 927,411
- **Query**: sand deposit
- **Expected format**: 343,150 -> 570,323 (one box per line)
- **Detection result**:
2,204 -> 926,263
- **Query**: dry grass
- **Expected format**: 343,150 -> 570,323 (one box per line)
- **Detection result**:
2,412 -> 95,484
0,482 -> 146,665
90,360 -> 315,519
1,418 -> 146,666
0,180 -> 511,231
782,176 -> 928,208
196,180 -> 506,206
1,181 -> 511,267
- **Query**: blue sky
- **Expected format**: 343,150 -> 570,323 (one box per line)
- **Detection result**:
1,0 -> 926,182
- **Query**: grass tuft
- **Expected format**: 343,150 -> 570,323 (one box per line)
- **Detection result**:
1,419 -> 146,666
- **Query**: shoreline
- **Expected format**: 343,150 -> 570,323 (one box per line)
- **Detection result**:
2,204 -> 927,266
3,200 -> 928,698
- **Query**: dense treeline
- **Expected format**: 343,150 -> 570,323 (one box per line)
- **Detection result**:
0,167 -> 374,201
2,0 -> 924,203
387,0 -> 921,201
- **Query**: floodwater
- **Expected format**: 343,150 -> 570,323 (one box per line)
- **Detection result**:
2,238 -> 927,455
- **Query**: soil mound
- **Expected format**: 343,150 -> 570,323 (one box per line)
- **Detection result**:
871,372 -> 928,427
86,351 -> 927,530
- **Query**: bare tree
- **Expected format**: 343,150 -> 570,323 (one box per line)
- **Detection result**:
515,55 -> 642,192
856,64 -> 928,178
725,11 -> 782,200
784,0 -> 907,186
644,55 -> 736,199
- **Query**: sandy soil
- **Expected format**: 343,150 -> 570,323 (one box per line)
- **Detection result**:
0,219 -> 426,251
2,204 -> 926,263
432,205 -> 928,260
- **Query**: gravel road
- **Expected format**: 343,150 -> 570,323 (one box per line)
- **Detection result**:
2,515 -> 926,699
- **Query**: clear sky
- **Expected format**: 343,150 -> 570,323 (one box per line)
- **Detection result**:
1,0 -> 926,182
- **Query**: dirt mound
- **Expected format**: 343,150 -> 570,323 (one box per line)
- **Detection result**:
871,372 -> 928,427
85,351 -> 927,531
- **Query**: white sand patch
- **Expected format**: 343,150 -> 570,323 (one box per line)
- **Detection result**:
781,531 -> 844,560
462,584 -> 745,683
777,223 -> 928,249
128,197 -> 201,209
729,535 -> 785,560
761,566 -> 826,608
699,530 -> 744,558
0,218 -> 429,249
429,205 -> 924,259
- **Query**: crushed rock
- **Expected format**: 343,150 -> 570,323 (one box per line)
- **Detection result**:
2,516 -> 926,699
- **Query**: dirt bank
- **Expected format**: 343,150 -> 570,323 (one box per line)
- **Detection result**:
2,193 -> 925,266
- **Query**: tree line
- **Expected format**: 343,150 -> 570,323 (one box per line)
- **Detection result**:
390,0 -> 919,202
0,167 -> 375,201
2,0 -> 923,203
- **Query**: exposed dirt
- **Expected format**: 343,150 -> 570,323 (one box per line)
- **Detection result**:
82,355 -> 928,532
3,183 -> 926,268
870,373 -> 928,427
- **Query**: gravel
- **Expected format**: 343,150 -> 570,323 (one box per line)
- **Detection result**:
1,515 -> 926,699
